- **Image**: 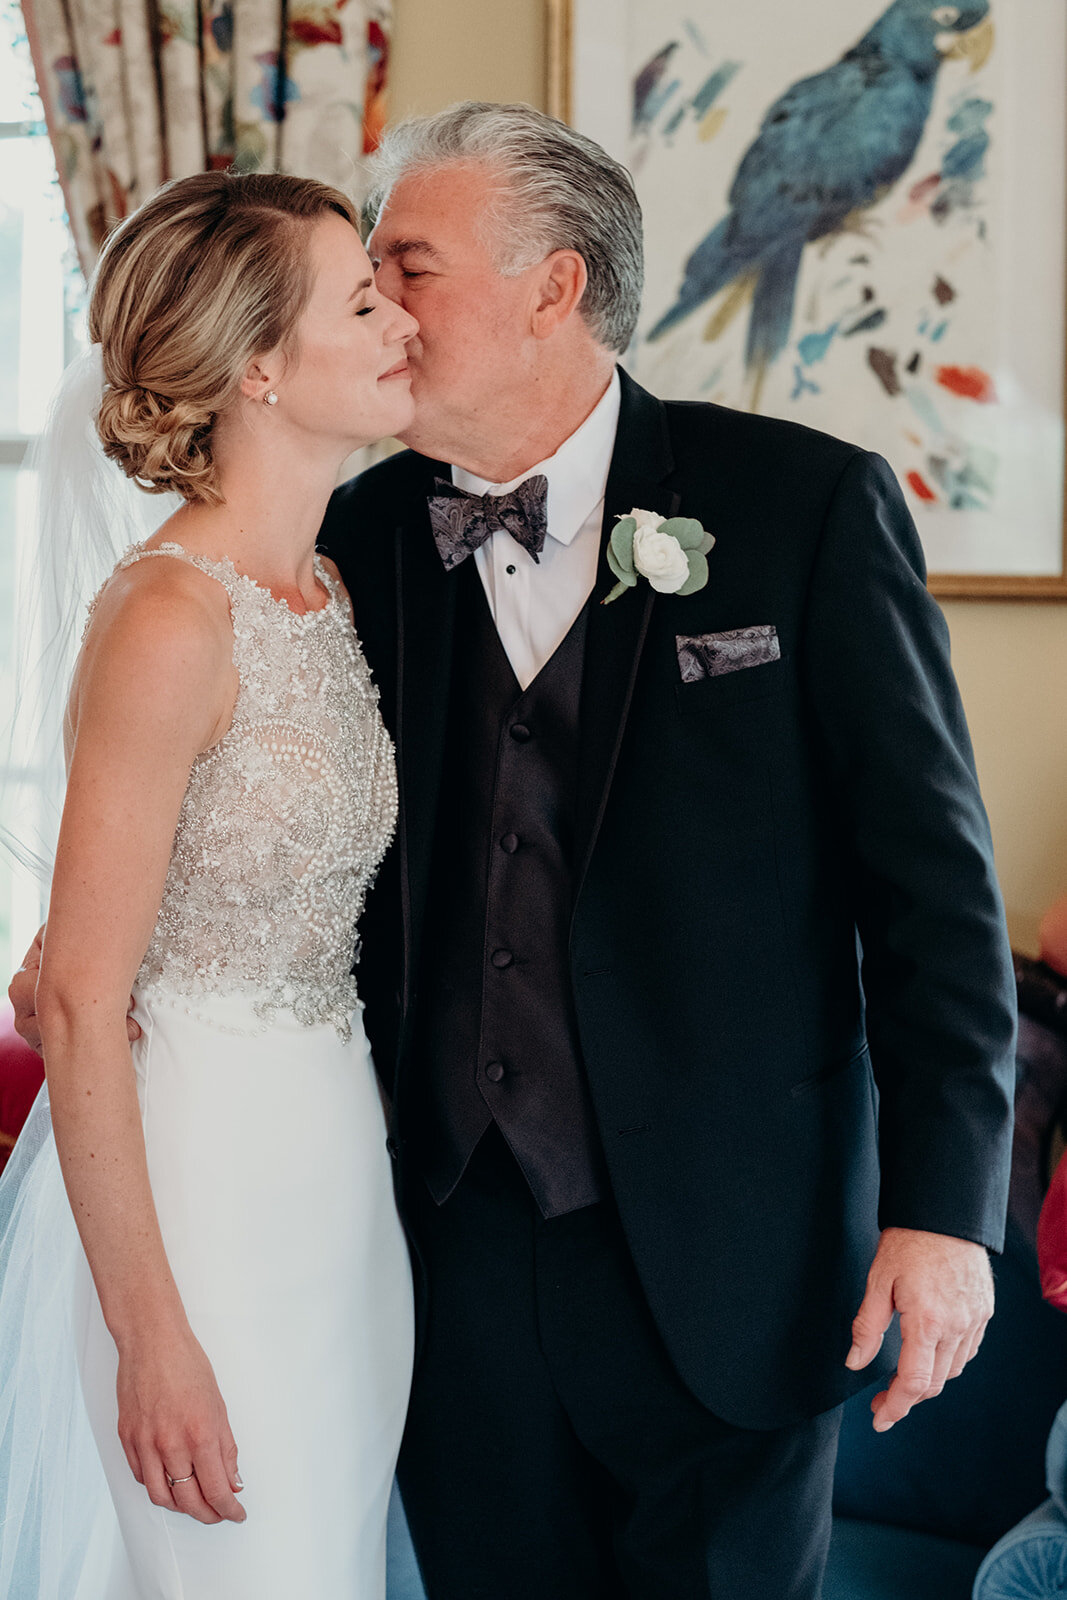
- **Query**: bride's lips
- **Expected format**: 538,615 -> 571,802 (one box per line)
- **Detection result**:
379,361 -> 411,381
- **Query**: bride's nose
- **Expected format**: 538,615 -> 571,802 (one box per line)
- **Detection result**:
388,301 -> 419,345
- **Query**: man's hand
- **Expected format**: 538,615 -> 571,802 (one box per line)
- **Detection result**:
8,926 -> 141,1054
846,1226 -> 993,1431
8,929 -> 45,1054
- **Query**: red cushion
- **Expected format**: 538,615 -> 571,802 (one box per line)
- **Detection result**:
1038,1145 -> 1067,1312
0,1002 -> 46,1170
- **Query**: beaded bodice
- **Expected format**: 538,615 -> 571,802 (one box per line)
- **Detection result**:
100,542 -> 397,1038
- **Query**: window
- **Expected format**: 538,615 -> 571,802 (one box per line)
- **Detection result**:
0,0 -> 85,980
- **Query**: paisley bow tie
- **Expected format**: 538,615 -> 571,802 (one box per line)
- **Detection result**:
427,474 -> 549,572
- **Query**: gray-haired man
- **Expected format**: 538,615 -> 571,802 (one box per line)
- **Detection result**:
319,99 -> 1013,1600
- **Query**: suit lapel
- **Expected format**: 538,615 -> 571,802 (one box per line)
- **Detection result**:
575,370 -> 679,891
393,453 -> 459,1013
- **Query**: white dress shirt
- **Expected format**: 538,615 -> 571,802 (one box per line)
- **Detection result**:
451,371 -> 622,692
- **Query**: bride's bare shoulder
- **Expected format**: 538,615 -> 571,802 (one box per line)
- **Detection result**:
85,545 -> 233,645
70,550 -> 237,747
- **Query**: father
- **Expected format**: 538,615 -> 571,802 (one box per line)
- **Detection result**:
324,102 -> 1016,1599
14,102 -> 1016,1598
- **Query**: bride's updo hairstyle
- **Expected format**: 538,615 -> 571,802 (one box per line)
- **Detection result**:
88,170 -> 359,504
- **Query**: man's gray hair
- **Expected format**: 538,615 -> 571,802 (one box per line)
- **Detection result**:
366,102 -> 644,355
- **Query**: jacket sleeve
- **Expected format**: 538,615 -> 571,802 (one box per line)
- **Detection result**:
801,449 -> 1016,1250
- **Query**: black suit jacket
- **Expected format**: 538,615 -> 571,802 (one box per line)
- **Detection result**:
320,369 -> 1016,1429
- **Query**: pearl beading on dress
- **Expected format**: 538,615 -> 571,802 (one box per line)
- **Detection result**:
87,541 -> 398,1040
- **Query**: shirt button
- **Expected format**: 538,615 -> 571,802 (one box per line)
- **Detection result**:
500,833 -> 520,854
506,564 -> 517,576
485,1061 -> 505,1083
491,949 -> 513,969
510,723 -> 531,743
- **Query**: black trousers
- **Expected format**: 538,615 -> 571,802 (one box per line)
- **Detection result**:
397,1128 -> 843,1600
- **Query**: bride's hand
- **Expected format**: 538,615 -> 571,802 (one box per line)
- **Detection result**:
116,1327 -> 247,1524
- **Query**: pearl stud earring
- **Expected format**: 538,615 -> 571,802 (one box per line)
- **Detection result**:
264,390 -> 278,406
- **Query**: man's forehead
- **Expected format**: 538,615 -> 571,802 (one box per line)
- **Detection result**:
371,164 -> 493,249
368,192 -> 450,258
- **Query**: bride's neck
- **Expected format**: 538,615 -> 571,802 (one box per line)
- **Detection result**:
162,425 -> 348,601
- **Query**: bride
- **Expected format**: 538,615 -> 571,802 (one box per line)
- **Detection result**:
0,170 -> 418,1598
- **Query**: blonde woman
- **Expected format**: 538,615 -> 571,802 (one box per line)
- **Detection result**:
0,171 -> 417,1598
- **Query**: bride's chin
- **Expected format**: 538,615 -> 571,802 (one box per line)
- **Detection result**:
342,395 -> 415,457
385,391 -> 417,436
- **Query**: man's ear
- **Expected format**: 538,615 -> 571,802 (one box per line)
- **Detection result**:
530,251 -> 588,339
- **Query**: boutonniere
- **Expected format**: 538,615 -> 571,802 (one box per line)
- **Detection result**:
603,508 -> 715,605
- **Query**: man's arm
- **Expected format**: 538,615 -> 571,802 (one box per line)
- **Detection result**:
802,450 -> 1016,1427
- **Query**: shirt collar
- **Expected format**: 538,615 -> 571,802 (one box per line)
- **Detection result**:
450,369 -> 622,549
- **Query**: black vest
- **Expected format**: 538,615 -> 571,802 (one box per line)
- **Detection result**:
413,564 -> 606,1217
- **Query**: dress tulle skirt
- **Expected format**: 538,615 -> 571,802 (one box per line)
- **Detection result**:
0,986 -> 415,1599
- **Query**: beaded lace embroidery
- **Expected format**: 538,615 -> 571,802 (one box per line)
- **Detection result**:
91,542 -> 398,1039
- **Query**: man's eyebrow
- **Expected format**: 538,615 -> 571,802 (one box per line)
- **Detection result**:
381,238 -> 444,262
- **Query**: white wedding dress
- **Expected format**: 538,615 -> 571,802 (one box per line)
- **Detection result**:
0,543 -> 415,1599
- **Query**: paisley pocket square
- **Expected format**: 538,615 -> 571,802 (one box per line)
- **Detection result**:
676,626 -> 780,683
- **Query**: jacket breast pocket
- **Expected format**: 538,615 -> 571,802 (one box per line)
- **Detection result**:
674,655 -> 785,712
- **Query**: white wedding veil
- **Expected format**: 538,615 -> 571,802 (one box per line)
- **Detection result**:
0,344 -> 180,1597
2,342 -> 181,879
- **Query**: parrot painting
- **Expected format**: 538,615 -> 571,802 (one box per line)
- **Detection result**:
647,0 -> 993,404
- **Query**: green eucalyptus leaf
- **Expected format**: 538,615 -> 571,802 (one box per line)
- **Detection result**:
606,542 -> 638,586
601,579 -> 632,606
698,532 -> 715,556
610,517 -> 637,574
658,517 -> 707,551
676,549 -> 709,597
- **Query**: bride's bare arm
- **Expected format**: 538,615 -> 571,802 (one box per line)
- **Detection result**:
9,927 -> 141,1053
34,559 -> 245,1527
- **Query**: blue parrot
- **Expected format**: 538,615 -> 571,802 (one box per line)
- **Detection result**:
647,0 -> 991,381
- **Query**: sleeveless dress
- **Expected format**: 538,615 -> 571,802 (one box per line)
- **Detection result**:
0,543 -> 414,1599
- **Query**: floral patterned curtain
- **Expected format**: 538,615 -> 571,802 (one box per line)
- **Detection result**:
20,0 -> 391,277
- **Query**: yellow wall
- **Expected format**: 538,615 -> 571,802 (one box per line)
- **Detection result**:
388,0 -> 1067,953
943,605 -> 1067,952
390,0 -> 545,113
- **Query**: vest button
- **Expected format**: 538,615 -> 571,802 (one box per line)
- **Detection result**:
500,833 -> 520,854
491,949 -> 513,969
510,723 -> 532,743
485,1060 -> 505,1083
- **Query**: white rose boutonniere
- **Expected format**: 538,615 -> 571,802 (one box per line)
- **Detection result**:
603,508 -> 715,604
